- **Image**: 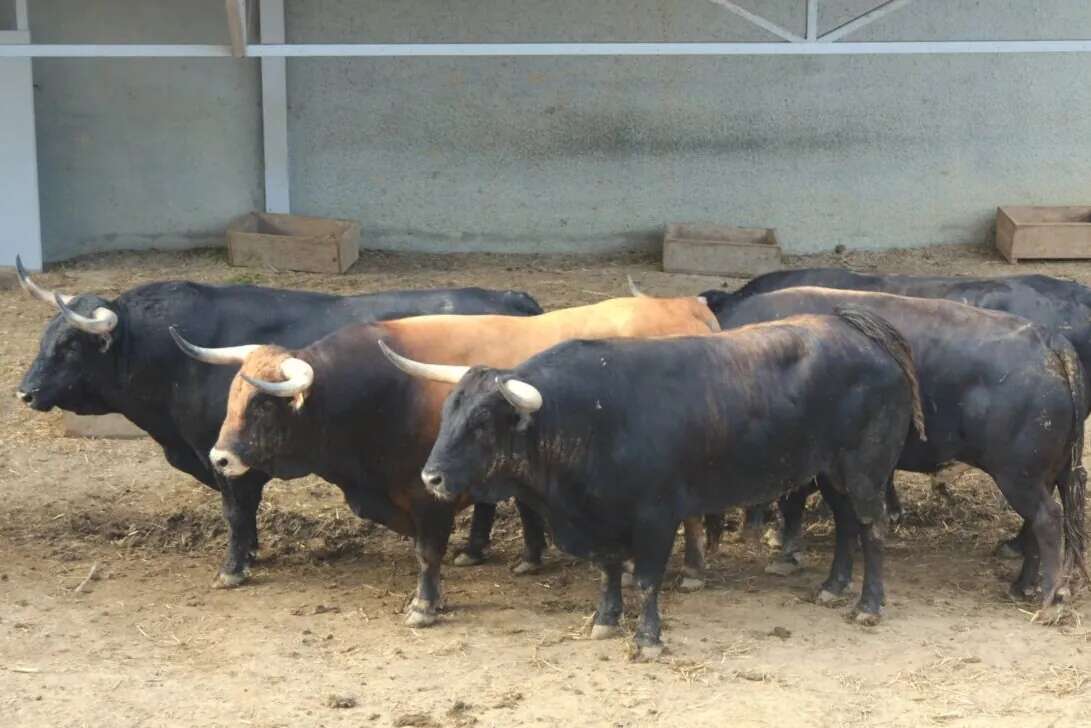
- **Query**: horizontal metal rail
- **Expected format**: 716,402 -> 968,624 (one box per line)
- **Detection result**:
2,40 -> 1091,59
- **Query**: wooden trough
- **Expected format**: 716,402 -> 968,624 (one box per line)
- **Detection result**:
996,206 -> 1091,264
227,212 -> 361,274
663,224 -> 783,278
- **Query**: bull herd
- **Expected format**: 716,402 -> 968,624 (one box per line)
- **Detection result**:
14,257 -> 1091,659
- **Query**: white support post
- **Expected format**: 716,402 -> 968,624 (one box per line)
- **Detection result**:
707,0 -> 803,43
259,0 -> 289,213
15,0 -> 28,31
225,0 -> 248,57
819,0 -> 914,42
806,0 -> 818,41
0,14 -> 41,270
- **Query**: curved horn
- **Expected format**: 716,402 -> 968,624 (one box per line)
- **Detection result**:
16,255 -> 74,307
497,377 -> 543,414
377,339 -> 470,384
241,357 -> 314,398
55,292 -> 117,335
169,326 -> 260,366
627,274 -> 648,298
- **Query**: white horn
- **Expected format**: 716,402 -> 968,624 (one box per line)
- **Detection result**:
241,357 -> 314,398
627,274 -> 648,298
169,326 -> 260,366
55,292 -> 117,335
497,377 -> 543,414
377,339 -> 470,384
16,255 -> 74,307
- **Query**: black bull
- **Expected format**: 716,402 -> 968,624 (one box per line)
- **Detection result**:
15,265 -> 544,585
701,268 -> 1091,394
707,287 -> 1089,607
418,309 -> 924,655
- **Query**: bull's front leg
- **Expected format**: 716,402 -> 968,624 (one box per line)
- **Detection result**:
512,500 -> 547,575
405,501 -> 456,628
453,502 -> 497,566
214,473 -> 267,588
590,561 -> 624,639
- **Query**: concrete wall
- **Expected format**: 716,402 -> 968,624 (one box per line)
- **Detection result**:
27,0 -> 1091,259
30,1 -> 262,262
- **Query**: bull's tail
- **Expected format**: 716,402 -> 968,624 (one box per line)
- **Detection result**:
1051,335 -> 1088,586
834,305 -> 927,442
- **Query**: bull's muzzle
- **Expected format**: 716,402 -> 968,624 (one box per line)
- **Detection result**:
210,446 -> 250,478
421,469 -> 453,500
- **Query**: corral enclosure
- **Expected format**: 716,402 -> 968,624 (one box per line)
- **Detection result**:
3,245 -> 1090,727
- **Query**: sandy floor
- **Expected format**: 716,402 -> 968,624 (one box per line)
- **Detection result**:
2,244 -> 1090,728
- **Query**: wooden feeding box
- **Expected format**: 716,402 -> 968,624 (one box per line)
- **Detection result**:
63,412 -> 146,439
662,224 -> 783,278
227,212 -> 361,274
996,206 -> 1091,264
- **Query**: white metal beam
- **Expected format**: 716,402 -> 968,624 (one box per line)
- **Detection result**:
806,0 -> 818,41
820,0 -> 914,42
706,1 -> 803,43
15,0 -> 28,32
3,40 -> 1091,58
259,0 -> 289,214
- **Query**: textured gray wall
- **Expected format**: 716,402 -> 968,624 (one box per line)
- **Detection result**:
27,1 -> 1091,259
30,1 -> 262,262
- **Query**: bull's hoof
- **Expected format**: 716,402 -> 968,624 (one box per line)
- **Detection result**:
678,576 -> 705,593
764,556 -> 803,577
815,588 -> 847,606
995,540 -> 1023,561
453,551 -> 486,567
590,623 -> 622,640
852,609 -> 881,626
634,641 -> 664,661
1008,582 -> 1038,602
620,572 -> 635,589
511,560 -> 542,576
213,570 -> 249,589
405,600 -> 438,628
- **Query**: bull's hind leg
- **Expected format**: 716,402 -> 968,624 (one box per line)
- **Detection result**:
214,474 -> 267,588
854,522 -> 885,625
631,520 -> 678,659
703,513 -> 726,556
813,477 -> 859,604
765,485 -> 813,576
453,502 -> 496,567
406,502 -> 456,628
994,472 -> 1063,608
591,561 -> 624,639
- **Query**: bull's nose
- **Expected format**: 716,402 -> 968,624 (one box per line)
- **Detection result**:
209,447 -> 249,478
15,389 -> 34,405
421,470 -> 444,489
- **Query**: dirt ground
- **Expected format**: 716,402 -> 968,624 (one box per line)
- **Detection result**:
2,244 -> 1091,728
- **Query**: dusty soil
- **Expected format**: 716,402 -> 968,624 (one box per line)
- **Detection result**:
2,244 -> 1091,728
